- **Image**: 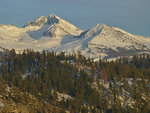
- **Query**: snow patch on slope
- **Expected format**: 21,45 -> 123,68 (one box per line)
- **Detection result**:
0,25 -> 26,42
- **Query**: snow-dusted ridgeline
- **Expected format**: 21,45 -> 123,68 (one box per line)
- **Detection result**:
0,14 -> 150,60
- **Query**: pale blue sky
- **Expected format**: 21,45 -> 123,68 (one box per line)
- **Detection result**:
0,0 -> 150,36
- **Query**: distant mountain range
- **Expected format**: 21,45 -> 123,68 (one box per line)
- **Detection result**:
0,14 -> 150,60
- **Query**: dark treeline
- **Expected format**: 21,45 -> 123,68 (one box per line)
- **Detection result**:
0,49 -> 150,113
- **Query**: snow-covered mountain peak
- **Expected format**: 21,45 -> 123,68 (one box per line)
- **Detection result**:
0,14 -> 150,61
49,14 -> 60,19
42,14 -> 83,37
47,14 -> 60,25
24,16 -> 48,28
21,14 -> 82,40
24,14 -> 61,28
35,16 -> 47,23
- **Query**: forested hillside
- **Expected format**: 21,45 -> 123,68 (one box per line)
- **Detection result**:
0,49 -> 150,113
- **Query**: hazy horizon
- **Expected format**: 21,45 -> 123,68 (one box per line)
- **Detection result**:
0,0 -> 150,36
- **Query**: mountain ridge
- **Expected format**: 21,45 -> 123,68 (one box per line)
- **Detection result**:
0,14 -> 150,60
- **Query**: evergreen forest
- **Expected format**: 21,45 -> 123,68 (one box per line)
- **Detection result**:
0,49 -> 150,113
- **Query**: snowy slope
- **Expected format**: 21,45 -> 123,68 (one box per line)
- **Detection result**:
24,14 -> 82,39
0,14 -> 83,52
49,24 -> 150,60
0,24 -> 26,42
0,46 -> 4,52
0,14 -> 150,60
